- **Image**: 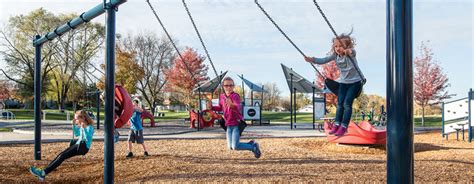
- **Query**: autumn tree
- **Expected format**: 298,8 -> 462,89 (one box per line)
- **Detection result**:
315,62 -> 340,110
97,45 -> 144,95
414,42 -> 451,126
165,47 -> 209,108
0,80 -> 14,101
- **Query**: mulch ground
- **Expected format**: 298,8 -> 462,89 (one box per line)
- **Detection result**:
0,131 -> 473,183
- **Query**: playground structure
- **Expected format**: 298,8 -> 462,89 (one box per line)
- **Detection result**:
140,110 -> 156,127
442,89 -> 473,142
323,119 -> 387,145
281,64 -> 325,130
85,90 -> 101,129
189,72 -> 227,130
29,0 -> 416,183
113,85 -> 133,129
239,75 -> 268,125
358,105 -> 387,127
189,109 -> 221,129
0,102 -> 15,120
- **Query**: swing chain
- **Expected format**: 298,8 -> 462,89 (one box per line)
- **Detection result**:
254,0 -> 306,58
313,0 -> 338,38
313,0 -> 366,84
255,0 -> 325,79
182,0 -> 225,93
146,0 -> 201,86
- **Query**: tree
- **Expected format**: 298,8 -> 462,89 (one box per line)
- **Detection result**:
165,47 -> 209,108
0,80 -> 14,100
97,45 -> 144,95
0,8 -> 59,103
414,42 -> 451,126
253,82 -> 281,111
49,13 -> 105,111
315,61 -> 340,110
120,33 -> 174,115
353,92 -> 369,115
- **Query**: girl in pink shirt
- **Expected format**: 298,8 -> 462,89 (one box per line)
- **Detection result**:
209,77 -> 261,158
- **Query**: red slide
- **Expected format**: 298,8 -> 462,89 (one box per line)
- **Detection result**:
324,121 -> 386,145
140,110 -> 156,127
114,84 -> 133,128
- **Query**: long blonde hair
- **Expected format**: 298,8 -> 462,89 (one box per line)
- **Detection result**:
330,32 -> 356,55
75,110 -> 94,126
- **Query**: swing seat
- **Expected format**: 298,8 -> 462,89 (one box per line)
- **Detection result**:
324,121 -> 386,145
114,84 -> 133,128
325,78 -> 364,98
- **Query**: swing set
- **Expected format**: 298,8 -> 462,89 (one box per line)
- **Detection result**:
32,0 -> 416,182
255,0 -> 386,145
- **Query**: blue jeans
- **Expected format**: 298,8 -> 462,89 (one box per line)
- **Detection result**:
335,81 -> 362,128
226,125 -> 254,151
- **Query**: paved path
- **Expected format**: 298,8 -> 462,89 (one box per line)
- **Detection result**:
0,120 -> 326,144
0,119 -> 441,145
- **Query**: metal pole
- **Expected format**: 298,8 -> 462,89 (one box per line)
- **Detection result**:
197,88 -> 202,131
312,87 -> 315,129
469,88 -> 472,142
241,75 -> 245,115
34,35 -> 42,160
260,86 -> 264,125
251,89 -> 254,125
290,73 -> 293,129
387,0 -> 414,183
441,102 -> 445,137
96,91 -> 100,130
104,4 -> 116,184
33,0 -> 126,46
293,88 -> 297,129
324,88 -> 327,115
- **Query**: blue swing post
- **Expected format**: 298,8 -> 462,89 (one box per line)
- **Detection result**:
34,35 -> 41,160
386,0 -> 414,183
33,1 -> 127,183
469,88 -> 472,143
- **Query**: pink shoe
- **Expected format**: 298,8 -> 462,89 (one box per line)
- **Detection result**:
334,126 -> 348,136
328,125 -> 340,135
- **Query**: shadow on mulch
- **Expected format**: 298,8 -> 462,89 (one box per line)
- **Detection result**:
414,143 -> 474,153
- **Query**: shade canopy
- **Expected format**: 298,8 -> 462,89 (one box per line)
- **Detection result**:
281,64 -> 322,93
193,71 -> 228,93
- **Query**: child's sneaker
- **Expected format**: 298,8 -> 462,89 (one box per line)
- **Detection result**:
144,151 -> 149,156
126,152 -> 134,158
252,142 -> 261,159
113,130 -> 120,143
328,125 -> 340,135
29,166 -> 45,182
334,126 -> 348,136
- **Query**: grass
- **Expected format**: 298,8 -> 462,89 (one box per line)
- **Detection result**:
414,115 -> 442,127
0,128 -> 12,132
0,128 -> 13,132
2,109 -> 443,127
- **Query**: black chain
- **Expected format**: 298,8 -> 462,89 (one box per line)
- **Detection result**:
254,0 -> 325,79
146,0 -> 201,85
313,0 -> 338,38
254,0 -> 306,57
182,0 -> 224,93
313,0 -> 366,83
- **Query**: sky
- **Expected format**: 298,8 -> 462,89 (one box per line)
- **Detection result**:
0,0 -> 473,99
